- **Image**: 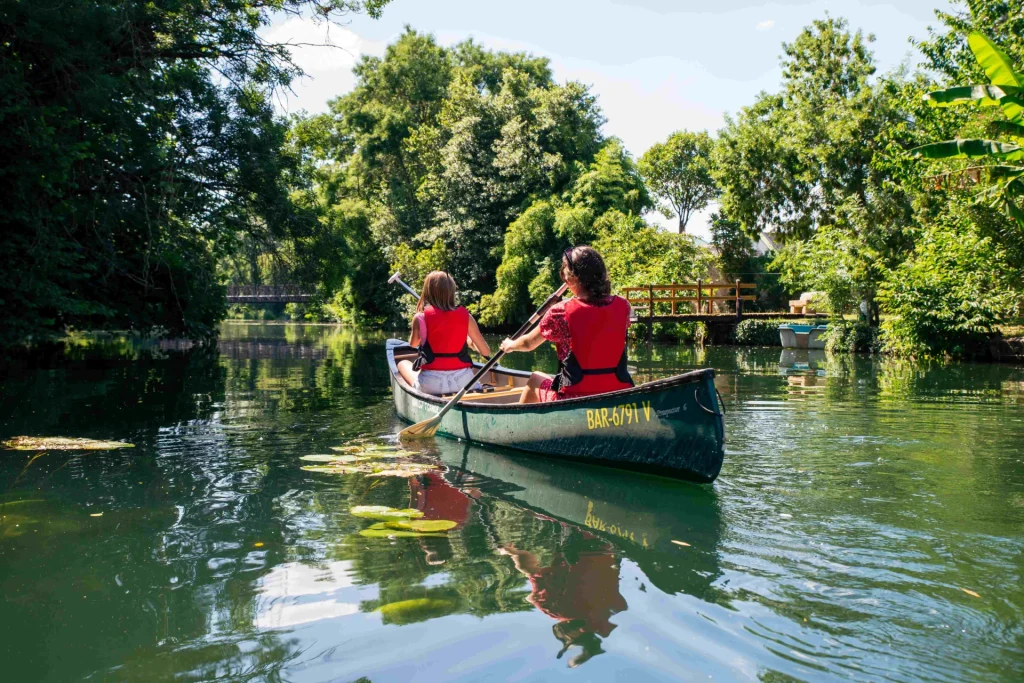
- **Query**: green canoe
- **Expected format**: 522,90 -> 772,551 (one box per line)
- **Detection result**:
387,339 -> 725,482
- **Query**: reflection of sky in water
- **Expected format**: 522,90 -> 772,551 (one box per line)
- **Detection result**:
256,561 -> 368,629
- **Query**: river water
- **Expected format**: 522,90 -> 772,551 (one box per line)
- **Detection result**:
1,323 -> 1022,682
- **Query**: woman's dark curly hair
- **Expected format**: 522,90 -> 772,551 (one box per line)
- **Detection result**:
562,245 -> 611,300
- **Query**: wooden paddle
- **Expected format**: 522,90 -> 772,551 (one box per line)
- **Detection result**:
398,282 -> 569,440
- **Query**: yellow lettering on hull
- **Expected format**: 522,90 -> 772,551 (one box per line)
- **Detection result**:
586,400 -> 652,430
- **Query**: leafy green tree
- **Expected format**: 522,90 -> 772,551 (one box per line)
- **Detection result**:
639,131 -> 718,231
326,29 -> 606,301
0,0 -> 390,347
478,139 -> 653,326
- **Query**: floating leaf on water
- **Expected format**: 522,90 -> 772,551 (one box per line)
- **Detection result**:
331,445 -> 414,457
350,506 -> 424,521
300,454 -> 370,464
301,464 -> 365,474
961,588 -> 981,598
358,528 -> 447,539
329,446 -> 367,454
2,437 -> 135,451
367,463 -> 437,478
385,519 -> 457,532
89,513 -> 103,518
378,598 -> 455,625
671,540 -> 691,547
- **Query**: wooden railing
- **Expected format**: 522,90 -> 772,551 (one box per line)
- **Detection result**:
622,281 -> 757,317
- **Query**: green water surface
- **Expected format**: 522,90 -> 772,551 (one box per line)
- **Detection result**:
1,323 -> 1022,682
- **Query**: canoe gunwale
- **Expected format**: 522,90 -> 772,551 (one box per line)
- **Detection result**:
386,339 -> 715,411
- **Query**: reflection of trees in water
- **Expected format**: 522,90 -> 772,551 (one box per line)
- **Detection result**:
0,344 -> 310,680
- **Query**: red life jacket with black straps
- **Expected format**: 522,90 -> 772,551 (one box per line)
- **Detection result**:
415,305 -> 473,371
552,296 -> 634,397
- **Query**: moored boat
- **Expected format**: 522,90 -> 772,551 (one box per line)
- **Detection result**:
387,339 -> 725,482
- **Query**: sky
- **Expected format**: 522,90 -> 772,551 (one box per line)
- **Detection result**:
266,0 -> 956,238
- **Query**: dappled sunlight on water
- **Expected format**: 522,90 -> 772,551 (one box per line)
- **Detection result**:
0,323 -> 1022,681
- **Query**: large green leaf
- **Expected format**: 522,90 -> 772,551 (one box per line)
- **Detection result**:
911,139 -> 1024,161
989,120 -> 1024,142
969,32 -> 1024,122
969,33 -> 1023,88
923,84 -> 1018,107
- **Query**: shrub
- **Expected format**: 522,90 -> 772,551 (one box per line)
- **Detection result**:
627,321 -> 700,343
732,318 -> 785,346
823,321 -> 879,354
877,208 -> 1019,359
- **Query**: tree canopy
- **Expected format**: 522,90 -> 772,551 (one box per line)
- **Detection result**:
639,131 -> 718,231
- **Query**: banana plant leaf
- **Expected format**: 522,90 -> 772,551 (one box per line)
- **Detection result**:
989,120 -> 1024,142
350,506 -> 425,521
969,32 -> 1023,88
2,437 -> 134,451
385,519 -> 457,532
968,32 -> 1024,122
911,138 -> 1024,161
923,84 -> 1019,107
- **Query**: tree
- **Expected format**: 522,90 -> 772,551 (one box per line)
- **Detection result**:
0,0 -> 391,347
478,139 -> 653,326
639,131 -> 718,231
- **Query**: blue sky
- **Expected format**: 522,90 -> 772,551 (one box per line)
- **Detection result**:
267,0 -> 956,236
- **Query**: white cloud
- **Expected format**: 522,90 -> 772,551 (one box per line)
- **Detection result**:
263,17 -> 385,113
756,19 -> 775,31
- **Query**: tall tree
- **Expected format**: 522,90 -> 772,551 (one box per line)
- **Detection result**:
0,0 -> 390,347
639,131 -> 718,231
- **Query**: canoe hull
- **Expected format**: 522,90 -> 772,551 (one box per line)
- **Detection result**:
387,340 -> 725,482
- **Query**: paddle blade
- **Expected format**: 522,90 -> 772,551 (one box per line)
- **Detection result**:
399,417 -> 440,440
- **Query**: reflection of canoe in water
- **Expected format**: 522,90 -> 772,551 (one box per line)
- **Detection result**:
387,340 -> 726,482
433,440 -> 723,600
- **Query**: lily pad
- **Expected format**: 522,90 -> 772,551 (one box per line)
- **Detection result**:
303,461 -> 437,478
385,519 -> 457,532
331,445 -> 414,457
378,598 -> 455,625
301,464 -> 365,474
300,454 -> 370,464
2,437 -> 134,451
358,527 -> 447,538
350,506 -> 424,521
367,463 -> 437,478
329,446 -> 367,454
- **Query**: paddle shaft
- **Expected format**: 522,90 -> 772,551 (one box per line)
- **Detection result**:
389,273 -> 420,299
406,282 -> 569,434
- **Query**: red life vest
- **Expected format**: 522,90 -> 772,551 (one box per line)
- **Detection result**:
554,296 -> 633,398
416,306 -> 473,371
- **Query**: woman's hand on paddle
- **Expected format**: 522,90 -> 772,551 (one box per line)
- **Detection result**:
500,337 -> 517,354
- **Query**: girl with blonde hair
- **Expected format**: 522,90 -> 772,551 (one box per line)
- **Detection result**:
397,271 -> 491,396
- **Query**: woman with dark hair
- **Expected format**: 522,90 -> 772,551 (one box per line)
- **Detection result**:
397,271 -> 491,396
500,246 -> 633,403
